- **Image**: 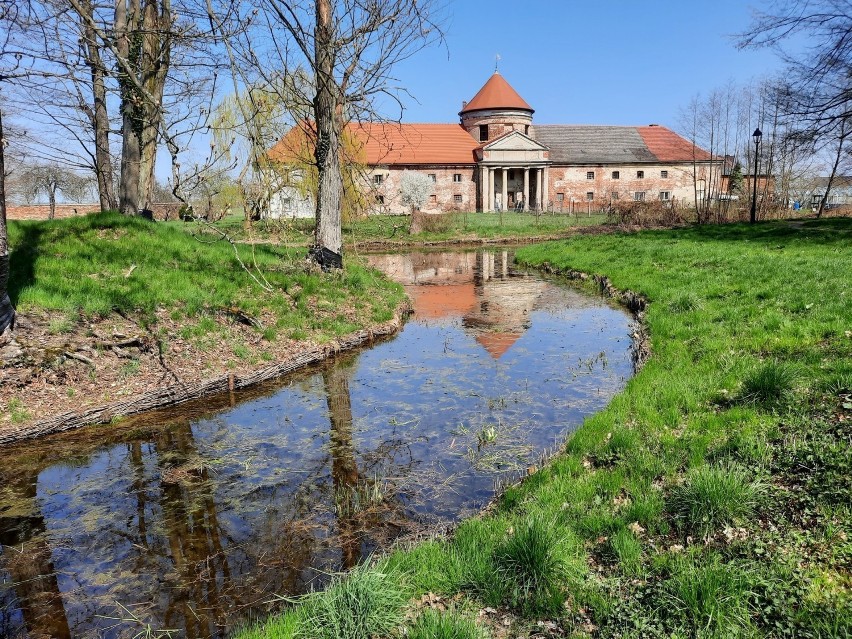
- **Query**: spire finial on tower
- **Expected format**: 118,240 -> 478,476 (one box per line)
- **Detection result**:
494,53 -> 501,73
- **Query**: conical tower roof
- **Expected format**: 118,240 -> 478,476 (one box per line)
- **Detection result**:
460,72 -> 534,115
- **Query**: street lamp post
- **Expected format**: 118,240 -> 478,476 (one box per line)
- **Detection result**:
750,128 -> 762,224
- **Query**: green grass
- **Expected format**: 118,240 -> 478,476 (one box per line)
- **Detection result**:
189,211 -> 608,247
232,218 -> 852,638
407,608 -> 489,639
7,212 -> 405,339
668,464 -> 763,538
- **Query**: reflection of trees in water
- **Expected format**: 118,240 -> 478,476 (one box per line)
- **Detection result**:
322,357 -> 420,572
0,358 -> 425,638
0,470 -> 71,639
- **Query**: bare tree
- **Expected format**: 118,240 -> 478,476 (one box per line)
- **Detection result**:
740,0 -> 852,139
223,0 -> 446,268
19,163 -> 93,218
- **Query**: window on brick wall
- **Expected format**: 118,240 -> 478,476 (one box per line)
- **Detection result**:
453,173 -> 463,182
454,194 -> 463,204
612,171 -> 620,179
556,192 -> 564,202
634,191 -> 646,201
611,191 -> 619,200
376,194 -> 385,204
428,173 -> 436,182
586,191 -> 594,201
429,194 -> 437,204
374,174 -> 384,184
586,171 -> 595,179
524,125 -> 530,135
661,170 -> 668,178
479,125 -> 488,142
659,191 -> 670,201
636,170 -> 644,179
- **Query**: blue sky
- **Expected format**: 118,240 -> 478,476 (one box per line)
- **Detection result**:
384,1 -> 786,130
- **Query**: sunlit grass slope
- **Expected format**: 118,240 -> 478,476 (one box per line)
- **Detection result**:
238,218 -> 851,639
8,212 -> 404,337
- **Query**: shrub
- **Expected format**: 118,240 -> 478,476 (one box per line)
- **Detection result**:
668,464 -> 763,537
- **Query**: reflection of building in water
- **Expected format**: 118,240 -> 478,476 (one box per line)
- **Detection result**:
367,250 -> 546,358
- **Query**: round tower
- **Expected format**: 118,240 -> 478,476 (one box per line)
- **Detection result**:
460,72 -> 534,144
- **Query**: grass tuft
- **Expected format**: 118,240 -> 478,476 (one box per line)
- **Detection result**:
294,565 -> 407,639
661,553 -> 754,635
406,608 -> 489,639
740,360 -> 799,404
492,516 -> 567,617
668,464 -> 763,538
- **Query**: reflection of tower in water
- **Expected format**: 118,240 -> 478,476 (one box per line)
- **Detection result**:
466,250 -> 546,359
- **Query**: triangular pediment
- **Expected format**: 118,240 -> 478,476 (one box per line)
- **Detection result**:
483,131 -> 548,152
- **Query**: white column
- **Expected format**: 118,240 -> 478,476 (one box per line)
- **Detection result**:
523,168 -> 530,211
535,168 -> 542,211
488,168 -> 495,211
480,165 -> 488,212
501,168 -> 508,212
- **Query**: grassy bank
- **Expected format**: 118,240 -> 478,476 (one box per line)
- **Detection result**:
238,218 -> 851,638
184,211 -> 608,246
8,212 -> 404,338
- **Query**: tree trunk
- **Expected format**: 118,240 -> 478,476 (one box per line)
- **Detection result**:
0,105 -> 16,335
48,186 -> 56,220
81,0 -> 117,211
312,0 -> 343,264
138,0 -> 170,209
116,0 -> 143,216
818,120 -> 847,218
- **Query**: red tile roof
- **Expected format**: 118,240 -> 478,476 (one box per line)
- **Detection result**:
637,125 -> 712,162
460,72 -> 533,115
351,122 -> 479,165
269,121 -> 478,166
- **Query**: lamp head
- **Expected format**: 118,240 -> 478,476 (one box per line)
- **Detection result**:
752,128 -> 763,144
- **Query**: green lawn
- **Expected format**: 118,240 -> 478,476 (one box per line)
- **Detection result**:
239,218 -> 852,638
8,212 -> 405,339
183,211 -> 609,247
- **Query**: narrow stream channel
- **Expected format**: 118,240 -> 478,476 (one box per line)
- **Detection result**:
0,248 -> 635,639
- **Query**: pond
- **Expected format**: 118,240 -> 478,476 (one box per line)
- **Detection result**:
0,248 -> 635,639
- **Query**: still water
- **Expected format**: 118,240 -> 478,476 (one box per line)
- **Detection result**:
0,249 -> 635,638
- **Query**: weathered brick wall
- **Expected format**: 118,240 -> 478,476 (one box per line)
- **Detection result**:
369,166 -> 478,214
6,204 -> 101,221
547,162 -> 706,210
6,202 -> 183,221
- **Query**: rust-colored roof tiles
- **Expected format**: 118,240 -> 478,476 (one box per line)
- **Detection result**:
269,121 -> 478,166
351,122 -> 479,165
460,72 -> 533,115
637,125 -> 712,162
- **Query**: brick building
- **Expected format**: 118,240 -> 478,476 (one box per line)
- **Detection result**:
268,72 -> 717,217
